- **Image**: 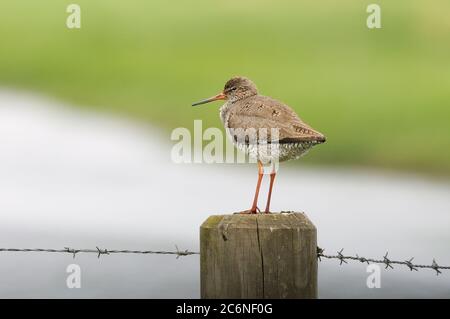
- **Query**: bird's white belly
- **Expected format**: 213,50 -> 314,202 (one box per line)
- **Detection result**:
233,140 -> 313,164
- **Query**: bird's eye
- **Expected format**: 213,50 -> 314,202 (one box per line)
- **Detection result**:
231,87 -> 237,91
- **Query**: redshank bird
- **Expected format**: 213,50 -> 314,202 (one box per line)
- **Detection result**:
192,76 -> 326,214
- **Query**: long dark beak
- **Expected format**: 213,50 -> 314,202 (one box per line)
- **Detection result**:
192,92 -> 226,106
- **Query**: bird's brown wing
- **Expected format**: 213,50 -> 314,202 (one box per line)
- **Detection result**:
227,95 -> 325,144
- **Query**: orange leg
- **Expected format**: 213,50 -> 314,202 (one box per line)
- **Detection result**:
264,169 -> 276,214
248,161 -> 264,214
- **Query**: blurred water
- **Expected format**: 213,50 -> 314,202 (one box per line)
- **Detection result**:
0,90 -> 449,298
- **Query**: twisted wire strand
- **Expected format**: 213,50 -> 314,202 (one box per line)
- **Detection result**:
0,246 -> 199,259
317,248 -> 450,275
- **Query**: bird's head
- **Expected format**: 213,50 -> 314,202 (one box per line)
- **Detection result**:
192,76 -> 258,106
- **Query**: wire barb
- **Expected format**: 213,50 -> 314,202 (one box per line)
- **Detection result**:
96,247 -> 109,258
337,248 -> 348,265
431,259 -> 442,276
64,247 -> 80,259
405,257 -> 418,271
383,252 -> 394,269
175,245 -> 192,259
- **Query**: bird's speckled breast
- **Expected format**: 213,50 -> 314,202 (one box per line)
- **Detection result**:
219,101 -> 233,126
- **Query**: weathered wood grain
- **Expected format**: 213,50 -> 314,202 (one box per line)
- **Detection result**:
200,212 -> 317,299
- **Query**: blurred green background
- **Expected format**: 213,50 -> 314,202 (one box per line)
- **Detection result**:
0,0 -> 449,175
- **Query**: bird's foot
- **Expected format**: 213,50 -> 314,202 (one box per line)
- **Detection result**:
237,207 -> 260,214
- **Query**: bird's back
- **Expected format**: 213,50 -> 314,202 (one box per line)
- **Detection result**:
224,95 -> 326,144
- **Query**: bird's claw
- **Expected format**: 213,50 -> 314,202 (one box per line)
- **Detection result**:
237,207 -> 260,214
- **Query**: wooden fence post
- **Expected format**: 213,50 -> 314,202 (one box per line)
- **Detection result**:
200,212 -> 317,299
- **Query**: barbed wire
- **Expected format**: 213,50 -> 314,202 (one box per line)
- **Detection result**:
0,246 -> 199,259
317,247 -> 450,276
1,245 -> 449,275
